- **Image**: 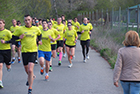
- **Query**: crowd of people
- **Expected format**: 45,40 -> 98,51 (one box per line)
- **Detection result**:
0,14 -> 93,94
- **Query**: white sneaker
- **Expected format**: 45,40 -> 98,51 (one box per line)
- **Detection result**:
63,54 -> 66,58
0,81 -> 3,88
83,59 -> 86,63
68,63 -> 73,68
86,55 -> 89,60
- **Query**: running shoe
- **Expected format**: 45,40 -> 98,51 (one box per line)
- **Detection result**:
0,81 -> 3,88
49,67 -> 53,72
63,53 -> 66,58
7,67 -> 11,72
40,68 -> 44,75
11,59 -> 15,64
28,89 -> 32,94
83,59 -> 86,63
86,55 -> 89,60
57,52 -> 59,57
26,81 -> 29,86
68,63 -> 73,68
18,58 -> 21,63
58,61 -> 61,66
45,75 -> 49,81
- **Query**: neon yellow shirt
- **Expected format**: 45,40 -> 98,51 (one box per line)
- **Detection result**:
53,23 -> 65,40
73,21 -> 80,32
0,29 -> 12,50
64,29 -> 77,46
49,28 -> 59,44
10,25 -> 19,33
79,24 -> 91,41
39,29 -> 54,51
37,25 -> 43,30
87,23 -> 93,30
13,26 -> 41,53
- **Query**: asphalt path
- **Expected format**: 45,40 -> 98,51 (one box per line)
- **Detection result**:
0,40 -> 123,94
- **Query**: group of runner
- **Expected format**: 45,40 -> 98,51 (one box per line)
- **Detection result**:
0,14 -> 93,94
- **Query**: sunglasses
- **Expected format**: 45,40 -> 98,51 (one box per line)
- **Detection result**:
35,21 -> 39,23
48,24 -> 52,25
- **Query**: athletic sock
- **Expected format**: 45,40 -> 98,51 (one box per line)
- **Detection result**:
13,57 -> 15,60
41,67 -> 44,70
59,52 -> 62,61
18,57 -> 20,59
45,73 -> 49,76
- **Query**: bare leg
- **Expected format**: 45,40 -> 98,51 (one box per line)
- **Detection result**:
28,62 -> 35,89
0,63 -> 3,81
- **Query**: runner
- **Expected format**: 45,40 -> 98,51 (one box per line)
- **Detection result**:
17,20 -> 21,26
62,20 -> 67,58
64,22 -> 78,68
61,15 -> 67,25
13,15 -> 42,94
39,19 -> 42,26
48,21 -> 60,71
35,19 -> 43,64
53,17 -> 65,66
73,17 -> 80,32
79,17 -> 92,63
32,18 -> 36,26
36,19 -> 43,30
10,19 -> 21,64
39,20 -> 55,80
0,19 -> 12,88
87,18 -> 93,36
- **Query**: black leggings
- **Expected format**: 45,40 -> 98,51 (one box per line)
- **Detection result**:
80,40 -> 90,60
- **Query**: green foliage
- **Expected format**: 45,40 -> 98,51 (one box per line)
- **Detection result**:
90,39 -> 99,50
0,0 -> 52,29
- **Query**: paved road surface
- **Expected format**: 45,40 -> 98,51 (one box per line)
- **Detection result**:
0,40 -> 123,94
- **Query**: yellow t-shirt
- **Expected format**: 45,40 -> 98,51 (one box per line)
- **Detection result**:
13,26 -> 41,53
64,29 -> 77,46
79,24 -> 91,41
87,23 -> 93,31
0,29 -> 12,50
73,21 -> 80,32
39,29 -> 54,51
37,25 -> 43,30
53,23 -> 65,40
10,25 -> 19,33
49,28 -> 59,44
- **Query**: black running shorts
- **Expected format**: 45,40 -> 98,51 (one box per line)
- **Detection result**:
51,44 -> 57,50
22,52 -> 37,66
57,40 -> 64,48
80,39 -> 90,47
65,44 -> 75,48
12,41 -> 21,48
0,50 -> 11,65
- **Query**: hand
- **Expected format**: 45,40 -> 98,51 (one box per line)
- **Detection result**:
19,34 -> 25,39
81,30 -> 84,33
114,82 -> 119,87
89,31 -> 91,34
74,40 -> 77,43
1,40 -> 5,44
38,41 -> 42,45
77,26 -> 79,29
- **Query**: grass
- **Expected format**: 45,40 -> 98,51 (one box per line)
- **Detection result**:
90,25 -> 128,69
